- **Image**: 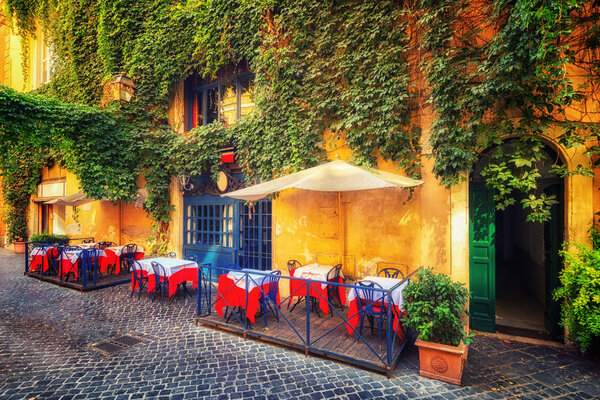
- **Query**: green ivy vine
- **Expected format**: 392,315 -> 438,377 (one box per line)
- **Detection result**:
418,0 -> 600,221
2,0 -> 600,247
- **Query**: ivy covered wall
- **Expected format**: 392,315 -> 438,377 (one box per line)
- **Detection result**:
1,0 -> 599,245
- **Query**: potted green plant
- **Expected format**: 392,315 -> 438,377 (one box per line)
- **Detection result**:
402,267 -> 473,385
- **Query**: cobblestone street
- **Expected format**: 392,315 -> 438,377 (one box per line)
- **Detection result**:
0,250 -> 599,399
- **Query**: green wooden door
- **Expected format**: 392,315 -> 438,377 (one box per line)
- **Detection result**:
544,183 -> 563,339
469,183 -> 496,332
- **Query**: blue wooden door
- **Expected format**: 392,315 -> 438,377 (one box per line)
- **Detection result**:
183,194 -> 272,279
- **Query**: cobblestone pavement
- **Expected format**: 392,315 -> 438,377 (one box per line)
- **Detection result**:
1,250 -> 599,399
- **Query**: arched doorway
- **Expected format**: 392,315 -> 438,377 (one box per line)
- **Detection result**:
469,142 -> 564,340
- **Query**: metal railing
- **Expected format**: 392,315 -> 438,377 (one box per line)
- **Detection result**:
196,264 -> 420,377
23,237 -> 124,289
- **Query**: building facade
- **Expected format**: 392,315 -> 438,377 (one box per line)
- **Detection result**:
1,3 -> 599,340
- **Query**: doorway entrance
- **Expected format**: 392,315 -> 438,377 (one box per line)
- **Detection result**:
469,143 -> 564,340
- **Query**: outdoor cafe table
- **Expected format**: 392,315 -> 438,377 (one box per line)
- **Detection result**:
215,269 -> 281,324
346,276 -> 408,339
137,257 -> 198,298
105,245 -> 144,274
30,247 -> 108,279
289,263 -> 346,315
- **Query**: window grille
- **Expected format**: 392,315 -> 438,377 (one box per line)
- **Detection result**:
184,203 -> 234,247
238,200 -> 272,270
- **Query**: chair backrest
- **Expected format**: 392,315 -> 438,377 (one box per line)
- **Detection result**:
264,270 -> 282,300
186,254 -> 198,263
150,261 -> 167,282
82,239 -> 94,244
96,241 -> 116,250
287,260 -> 302,274
46,247 -> 67,273
326,264 -> 342,281
224,263 -> 242,271
354,280 -> 385,308
80,248 -> 100,268
167,252 -> 177,258
123,244 -> 137,259
377,267 -> 404,279
128,259 -> 144,279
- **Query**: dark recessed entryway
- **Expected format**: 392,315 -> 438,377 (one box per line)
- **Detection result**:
469,142 -> 564,341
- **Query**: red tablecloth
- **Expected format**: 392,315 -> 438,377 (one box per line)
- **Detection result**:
30,247 -> 108,280
288,274 -> 346,315
345,299 -> 404,339
145,267 -> 198,298
104,249 -> 144,274
215,274 -> 281,324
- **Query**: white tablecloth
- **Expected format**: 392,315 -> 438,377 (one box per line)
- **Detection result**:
293,263 -> 344,289
227,269 -> 276,291
347,276 -> 407,309
138,257 -> 197,277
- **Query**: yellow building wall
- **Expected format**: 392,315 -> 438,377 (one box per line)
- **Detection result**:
28,164 -> 154,249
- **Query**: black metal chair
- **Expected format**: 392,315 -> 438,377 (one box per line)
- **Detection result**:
287,260 -> 302,275
128,259 -> 148,300
81,239 -> 94,244
354,280 -> 387,346
120,244 -> 138,273
167,252 -> 177,258
377,268 -> 404,279
287,260 -> 303,310
150,261 -> 169,302
258,271 -> 282,327
96,241 -> 117,250
45,246 -> 62,277
326,264 -> 344,312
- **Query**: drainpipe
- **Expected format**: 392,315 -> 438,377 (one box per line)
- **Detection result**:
119,201 -> 123,245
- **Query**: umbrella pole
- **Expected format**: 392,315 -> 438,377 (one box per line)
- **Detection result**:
338,191 -> 343,267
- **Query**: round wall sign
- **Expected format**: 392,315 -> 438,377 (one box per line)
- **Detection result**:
216,171 -> 228,192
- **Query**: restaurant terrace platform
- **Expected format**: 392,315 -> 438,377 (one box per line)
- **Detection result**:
195,264 -> 420,377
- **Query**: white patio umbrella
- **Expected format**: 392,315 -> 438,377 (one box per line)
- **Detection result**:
222,159 -> 423,271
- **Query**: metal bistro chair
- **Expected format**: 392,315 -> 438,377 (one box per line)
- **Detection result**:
222,264 -> 244,320
81,239 -> 94,244
45,246 -> 62,277
150,261 -> 170,302
287,259 -> 303,310
355,280 -> 388,346
96,241 -> 117,250
326,264 -> 344,312
120,244 -> 138,273
377,267 -> 405,279
258,270 -> 282,327
167,252 -> 177,258
80,248 -> 100,286
128,259 -> 148,300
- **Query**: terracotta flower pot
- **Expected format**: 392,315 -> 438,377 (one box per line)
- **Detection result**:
415,338 -> 468,385
13,241 -> 27,254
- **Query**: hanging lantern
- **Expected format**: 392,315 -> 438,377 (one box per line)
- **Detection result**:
109,72 -> 135,102
178,174 -> 194,192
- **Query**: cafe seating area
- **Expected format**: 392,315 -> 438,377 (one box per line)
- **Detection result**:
24,238 -> 146,291
196,261 -> 419,376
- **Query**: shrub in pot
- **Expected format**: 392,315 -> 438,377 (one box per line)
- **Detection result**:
402,267 -> 473,385
30,233 -> 70,246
